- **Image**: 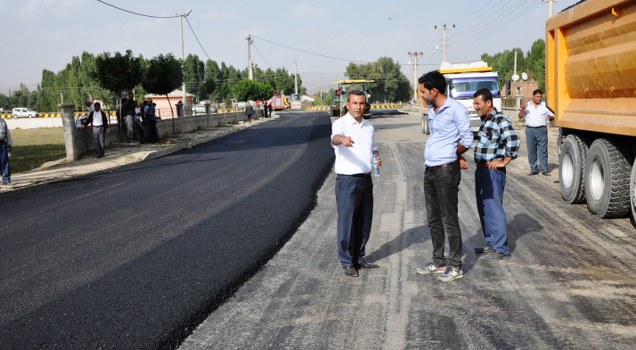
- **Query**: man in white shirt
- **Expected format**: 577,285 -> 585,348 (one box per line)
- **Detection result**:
81,102 -> 110,158
331,90 -> 381,277
518,89 -> 555,176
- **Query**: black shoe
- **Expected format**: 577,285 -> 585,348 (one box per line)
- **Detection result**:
541,171 -> 551,176
342,265 -> 358,277
357,260 -> 380,269
475,245 -> 494,254
528,171 -> 539,176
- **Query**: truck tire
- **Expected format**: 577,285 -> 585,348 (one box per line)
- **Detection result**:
631,161 -> 636,224
584,138 -> 631,218
559,134 -> 587,203
421,114 -> 430,135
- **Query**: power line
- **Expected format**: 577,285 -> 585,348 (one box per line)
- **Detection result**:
184,17 -> 211,61
95,0 -> 179,19
250,34 -> 366,64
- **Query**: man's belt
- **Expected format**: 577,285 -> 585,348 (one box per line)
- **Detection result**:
340,173 -> 371,179
425,161 -> 457,173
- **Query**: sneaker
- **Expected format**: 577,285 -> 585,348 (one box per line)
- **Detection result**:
528,171 -> 539,176
1,181 -> 10,186
416,262 -> 446,275
438,266 -> 463,282
541,171 -> 551,176
475,245 -> 494,254
480,250 -> 508,260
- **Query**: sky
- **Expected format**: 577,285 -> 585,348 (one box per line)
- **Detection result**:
0,0 -> 581,95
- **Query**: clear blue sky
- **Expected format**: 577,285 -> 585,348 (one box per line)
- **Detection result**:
0,0 -> 580,95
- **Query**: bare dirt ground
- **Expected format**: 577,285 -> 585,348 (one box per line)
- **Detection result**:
180,110 -> 636,350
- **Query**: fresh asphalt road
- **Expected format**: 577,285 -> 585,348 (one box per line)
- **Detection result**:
181,109 -> 636,349
0,112 -> 334,349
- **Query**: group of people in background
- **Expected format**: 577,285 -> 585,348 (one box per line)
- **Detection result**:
120,92 -> 160,144
331,69 -> 554,282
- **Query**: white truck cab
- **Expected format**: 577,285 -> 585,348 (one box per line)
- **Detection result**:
421,62 -> 501,134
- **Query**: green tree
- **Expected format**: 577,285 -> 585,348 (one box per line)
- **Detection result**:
481,39 -> 546,91
142,53 -> 183,133
93,49 -> 143,125
232,79 -> 274,102
345,57 -> 411,102
184,54 -> 206,102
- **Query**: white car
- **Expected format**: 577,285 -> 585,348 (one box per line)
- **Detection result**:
12,107 -> 38,118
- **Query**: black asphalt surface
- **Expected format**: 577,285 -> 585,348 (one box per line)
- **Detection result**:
0,112 -> 334,349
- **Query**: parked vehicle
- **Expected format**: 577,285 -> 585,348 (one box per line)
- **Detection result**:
12,107 -> 38,118
331,80 -> 374,119
546,0 -> 636,221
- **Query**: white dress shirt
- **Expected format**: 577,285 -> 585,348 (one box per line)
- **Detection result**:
523,101 -> 554,127
331,113 -> 378,175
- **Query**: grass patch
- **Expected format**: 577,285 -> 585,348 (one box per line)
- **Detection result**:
9,128 -> 66,173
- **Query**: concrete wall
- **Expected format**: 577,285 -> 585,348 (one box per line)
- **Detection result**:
78,111 -> 255,155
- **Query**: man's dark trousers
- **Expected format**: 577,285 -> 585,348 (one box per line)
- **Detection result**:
336,174 -> 373,267
424,166 -> 462,267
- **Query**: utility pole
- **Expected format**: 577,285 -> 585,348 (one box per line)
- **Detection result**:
434,24 -> 455,63
543,0 -> 557,17
294,59 -> 298,95
408,51 -> 423,103
179,9 -> 192,106
247,34 -> 254,80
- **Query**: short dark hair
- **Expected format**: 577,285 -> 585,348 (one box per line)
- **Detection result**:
347,89 -> 367,102
418,70 -> 446,95
532,89 -> 543,96
94,102 -> 101,107
473,88 -> 493,103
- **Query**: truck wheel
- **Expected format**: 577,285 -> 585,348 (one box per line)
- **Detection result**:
421,114 -> 430,135
584,138 -> 631,218
630,160 -> 636,224
559,134 -> 587,203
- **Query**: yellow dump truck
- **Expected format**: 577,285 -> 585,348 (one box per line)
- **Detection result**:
546,0 -> 636,221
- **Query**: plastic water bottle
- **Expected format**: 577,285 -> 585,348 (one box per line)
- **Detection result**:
372,153 -> 380,177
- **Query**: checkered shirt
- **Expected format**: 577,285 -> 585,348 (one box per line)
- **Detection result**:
474,111 -> 520,164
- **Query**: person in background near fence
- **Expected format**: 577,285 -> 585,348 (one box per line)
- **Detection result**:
518,89 -> 554,176
245,102 -> 254,122
416,70 -> 473,282
122,92 -> 137,143
0,117 -> 13,186
81,102 -> 110,158
472,88 -> 520,260
144,101 -> 159,143
331,89 -> 381,277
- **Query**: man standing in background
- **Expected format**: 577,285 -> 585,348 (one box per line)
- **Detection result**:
122,92 -> 137,142
0,117 -> 12,186
518,89 -> 554,176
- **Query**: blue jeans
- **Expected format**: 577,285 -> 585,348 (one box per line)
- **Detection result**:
424,166 -> 463,267
475,168 -> 509,255
335,174 -> 374,266
0,142 -> 10,182
526,126 -> 549,173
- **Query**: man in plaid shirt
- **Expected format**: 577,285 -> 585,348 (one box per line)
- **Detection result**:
471,88 -> 520,260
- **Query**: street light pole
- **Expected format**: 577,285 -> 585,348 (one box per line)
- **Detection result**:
247,34 -> 254,80
179,9 -> 192,107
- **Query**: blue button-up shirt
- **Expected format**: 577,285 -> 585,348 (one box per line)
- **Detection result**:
424,98 -> 473,167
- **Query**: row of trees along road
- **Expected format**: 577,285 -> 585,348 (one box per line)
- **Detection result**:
1,50 -> 302,114
481,39 -> 546,91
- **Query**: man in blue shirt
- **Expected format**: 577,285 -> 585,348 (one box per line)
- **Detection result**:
416,70 -> 473,282
472,88 -> 520,260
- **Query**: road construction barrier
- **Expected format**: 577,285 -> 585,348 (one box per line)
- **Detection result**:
305,103 -> 403,111
1,111 -> 118,119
